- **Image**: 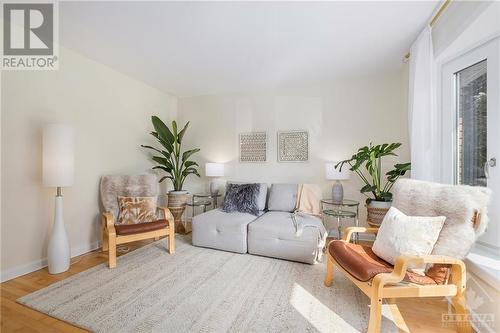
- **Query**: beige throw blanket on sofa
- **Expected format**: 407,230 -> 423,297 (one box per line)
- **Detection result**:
291,184 -> 327,262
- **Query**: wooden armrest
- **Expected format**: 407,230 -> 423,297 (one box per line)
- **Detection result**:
157,207 -> 175,229
102,212 -> 115,234
372,255 -> 466,289
343,227 -> 379,242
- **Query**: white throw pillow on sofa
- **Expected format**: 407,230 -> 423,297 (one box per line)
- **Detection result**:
372,207 -> 445,275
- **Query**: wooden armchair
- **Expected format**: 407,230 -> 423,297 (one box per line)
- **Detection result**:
324,179 -> 491,333
325,227 -> 469,333
100,175 -> 175,268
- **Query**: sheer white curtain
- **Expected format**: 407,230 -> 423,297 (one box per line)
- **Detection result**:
408,26 -> 440,181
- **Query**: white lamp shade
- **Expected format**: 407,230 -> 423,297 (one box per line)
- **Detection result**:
325,162 -> 350,180
205,163 -> 224,177
43,124 -> 75,187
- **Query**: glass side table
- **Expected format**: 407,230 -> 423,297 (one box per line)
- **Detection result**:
191,193 -> 222,209
321,199 -> 360,243
186,199 -> 212,219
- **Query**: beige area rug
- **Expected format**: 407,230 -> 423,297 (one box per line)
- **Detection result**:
18,236 -> 397,333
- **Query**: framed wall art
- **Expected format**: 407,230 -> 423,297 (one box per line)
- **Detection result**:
239,132 -> 267,162
277,130 -> 309,162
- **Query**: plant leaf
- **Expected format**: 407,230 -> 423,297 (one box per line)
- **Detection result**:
177,121 -> 190,143
152,116 -> 175,145
182,148 -> 200,162
183,160 -> 198,168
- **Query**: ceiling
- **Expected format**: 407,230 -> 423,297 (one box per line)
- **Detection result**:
60,1 -> 439,97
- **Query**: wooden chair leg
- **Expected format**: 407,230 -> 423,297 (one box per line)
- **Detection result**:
367,294 -> 382,333
108,234 -> 117,268
168,231 -> 175,254
452,295 -> 472,333
324,257 -> 334,287
102,231 -> 109,251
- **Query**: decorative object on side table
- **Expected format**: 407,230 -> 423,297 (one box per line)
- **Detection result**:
277,130 -> 308,162
239,132 -> 267,162
43,124 -> 75,274
321,199 -> 359,242
325,162 -> 350,203
336,143 -> 411,227
205,162 -> 224,195
142,116 -> 201,234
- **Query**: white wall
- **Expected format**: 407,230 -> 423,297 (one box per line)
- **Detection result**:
178,69 -> 410,226
1,46 -> 177,281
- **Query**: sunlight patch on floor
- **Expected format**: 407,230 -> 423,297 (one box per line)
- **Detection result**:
289,282 -> 360,333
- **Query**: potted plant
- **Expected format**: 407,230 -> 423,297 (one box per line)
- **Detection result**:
336,143 -> 411,226
142,116 -> 200,233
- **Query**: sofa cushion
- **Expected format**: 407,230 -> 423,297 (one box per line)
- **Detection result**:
227,182 -> 267,211
115,219 -> 168,235
329,240 -> 437,285
192,209 -> 261,253
267,184 -> 298,212
247,211 -> 325,264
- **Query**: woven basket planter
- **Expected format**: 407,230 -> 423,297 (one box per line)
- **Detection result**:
366,201 -> 391,227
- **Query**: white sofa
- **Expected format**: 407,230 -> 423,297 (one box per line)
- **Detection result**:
192,183 -> 326,264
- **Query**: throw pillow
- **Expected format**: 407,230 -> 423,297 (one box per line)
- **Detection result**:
117,196 -> 158,225
372,206 -> 445,275
222,183 -> 260,216
267,184 -> 298,212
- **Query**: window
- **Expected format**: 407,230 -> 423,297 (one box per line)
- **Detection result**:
455,60 -> 487,186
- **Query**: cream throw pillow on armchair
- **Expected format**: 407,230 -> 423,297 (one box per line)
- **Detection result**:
372,207 -> 446,275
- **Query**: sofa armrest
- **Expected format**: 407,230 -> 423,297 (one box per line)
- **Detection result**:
342,227 -> 379,242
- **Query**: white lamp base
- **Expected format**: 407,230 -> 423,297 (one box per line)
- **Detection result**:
47,195 -> 70,274
332,180 -> 344,203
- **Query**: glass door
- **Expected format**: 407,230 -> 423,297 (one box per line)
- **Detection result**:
442,37 -> 499,256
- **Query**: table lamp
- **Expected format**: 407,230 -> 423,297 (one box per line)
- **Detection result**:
205,163 -> 224,195
43,124 -> 74,274
325,162 -> 350,203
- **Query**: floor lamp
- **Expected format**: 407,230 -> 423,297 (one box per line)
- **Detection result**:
43,124 -> 75,274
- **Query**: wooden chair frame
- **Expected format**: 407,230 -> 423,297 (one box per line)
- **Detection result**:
324,227 -> 471,333
101,207 -> 175,268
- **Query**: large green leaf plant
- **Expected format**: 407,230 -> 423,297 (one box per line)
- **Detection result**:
142,116 -> 200,191
336,143 -> 411,203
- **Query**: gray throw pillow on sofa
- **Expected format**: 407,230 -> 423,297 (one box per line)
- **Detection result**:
222,183 -> 260,216
267,184 -> 298,212
227,181 -> 267,211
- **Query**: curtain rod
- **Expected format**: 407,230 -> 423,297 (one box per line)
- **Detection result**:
404,0 -> 451,61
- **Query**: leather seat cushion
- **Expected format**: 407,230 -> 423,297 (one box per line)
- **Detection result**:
115,219 -> 168,235
329,240 -> 437,285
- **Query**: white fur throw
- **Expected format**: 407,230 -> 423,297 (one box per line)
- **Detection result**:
372,207 -> 445,274
100,175 -> 159,219
392,179 -> 491,260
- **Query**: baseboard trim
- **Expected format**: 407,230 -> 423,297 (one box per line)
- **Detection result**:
1,241 -> 100,283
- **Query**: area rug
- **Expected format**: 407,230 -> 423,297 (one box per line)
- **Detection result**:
18,236 -> 397,333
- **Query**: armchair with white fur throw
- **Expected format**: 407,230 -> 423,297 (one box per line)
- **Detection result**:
324,178 -> 491,333
100,175 -> 175,268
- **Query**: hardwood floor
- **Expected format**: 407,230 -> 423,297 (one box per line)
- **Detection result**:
1,238 -> 461,333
